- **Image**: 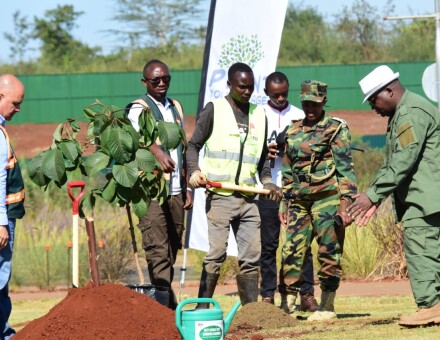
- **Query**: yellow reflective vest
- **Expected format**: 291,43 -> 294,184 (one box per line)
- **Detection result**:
202,98 -> 266,196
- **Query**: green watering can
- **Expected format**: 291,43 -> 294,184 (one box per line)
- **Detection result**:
176,298 -> 241,340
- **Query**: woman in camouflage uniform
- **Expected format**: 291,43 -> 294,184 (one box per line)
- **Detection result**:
278,80 -> 357,321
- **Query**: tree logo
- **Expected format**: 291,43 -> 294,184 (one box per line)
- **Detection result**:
217,34 -> 265,69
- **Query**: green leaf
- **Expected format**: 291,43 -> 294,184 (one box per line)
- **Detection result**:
132,199 -> 149,218
84,107 -> 96,118
112,110 -> 126,119
87,121 -> 95,139
53,123 -> 63,142
84,151 -> 110,176
63,157 -> 76,169
101,125 -> 133,163
101,177 -> 117,202
80,192 -> 96,219
27,152 -> 50,186
113,162 -> 139,188
57,140 -> 79,162
157,121 -> 182,150
123,124 -> 140,152
93,116 -> 109,135
54,172 -> 68,187
66,166 -> 83,182
139,109 -> 157,145
42,148 -> 66,182
70,120 -> 80,133
135,148 -> 156,173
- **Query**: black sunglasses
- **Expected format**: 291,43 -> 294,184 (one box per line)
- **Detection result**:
143,75 -> 171,86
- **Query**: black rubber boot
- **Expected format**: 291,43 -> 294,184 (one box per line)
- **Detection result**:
154,289 -> 170,308
197,270 -> 220,309
236,273 -> 259,305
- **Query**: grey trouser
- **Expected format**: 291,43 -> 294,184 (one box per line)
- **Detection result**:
138,193 -> 184,289
203,192 -> 261,275
404,224 -> 440,308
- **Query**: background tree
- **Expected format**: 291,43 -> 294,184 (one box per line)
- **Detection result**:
332,0 -> 395,63
390,19 -> 435,61
278,4 -> 330,65
111,0 -> 207,49
4,11 -> 33,63
33,5 -> 101,72
0,0 -> 435,74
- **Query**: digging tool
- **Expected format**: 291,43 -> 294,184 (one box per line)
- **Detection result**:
67,180 -> 85,288
178,248 -> 188,301
126,203 -> 145,285
205,180 -> 270,195
85,217 -> 100,287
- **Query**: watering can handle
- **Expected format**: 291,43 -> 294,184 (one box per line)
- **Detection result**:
175,298 -> 221,335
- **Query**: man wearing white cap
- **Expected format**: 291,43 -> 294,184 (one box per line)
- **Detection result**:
348,65 -> 440,327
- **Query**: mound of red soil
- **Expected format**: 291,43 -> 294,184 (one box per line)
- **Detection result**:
14,283 -> 180,340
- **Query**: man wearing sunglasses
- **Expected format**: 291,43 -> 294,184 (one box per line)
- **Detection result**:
348,65 -> 440,327
126,59 -> 193,310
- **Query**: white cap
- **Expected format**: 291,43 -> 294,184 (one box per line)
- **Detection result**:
359,65 -> 400,103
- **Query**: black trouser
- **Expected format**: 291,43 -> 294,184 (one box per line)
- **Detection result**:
138,193 -> 184,308
258,198 -> 314,298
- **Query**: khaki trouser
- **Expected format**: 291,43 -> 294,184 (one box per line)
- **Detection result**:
203,192 -> 261,275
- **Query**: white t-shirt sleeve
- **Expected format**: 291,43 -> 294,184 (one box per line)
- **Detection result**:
127,104 -> 145,132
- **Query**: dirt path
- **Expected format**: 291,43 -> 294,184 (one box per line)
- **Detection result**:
10,279 -> 411,301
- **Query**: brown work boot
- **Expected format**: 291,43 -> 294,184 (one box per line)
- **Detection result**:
300,293 -> 319,312
262,296 -> 275,304
399,302 -> 440,326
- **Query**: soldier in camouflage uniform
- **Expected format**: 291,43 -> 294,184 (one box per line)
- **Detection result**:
278,80 -> 357,321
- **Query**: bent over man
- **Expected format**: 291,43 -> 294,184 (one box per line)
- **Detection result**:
348,65 -> 440,327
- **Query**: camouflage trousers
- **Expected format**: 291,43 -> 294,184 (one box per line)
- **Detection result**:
279,193 -> 344,293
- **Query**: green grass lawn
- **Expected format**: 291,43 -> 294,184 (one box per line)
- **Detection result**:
10,298 -> 63,331
10,294 -> 440,339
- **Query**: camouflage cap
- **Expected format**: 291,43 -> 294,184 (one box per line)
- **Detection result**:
300,80 -> 328,102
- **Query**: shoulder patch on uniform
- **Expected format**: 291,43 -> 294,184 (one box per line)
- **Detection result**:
397,122 -> 416,149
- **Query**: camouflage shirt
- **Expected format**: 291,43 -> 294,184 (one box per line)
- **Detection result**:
280,112 -> 357,212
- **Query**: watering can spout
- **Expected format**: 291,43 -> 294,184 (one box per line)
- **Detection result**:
224,300 -> 241,333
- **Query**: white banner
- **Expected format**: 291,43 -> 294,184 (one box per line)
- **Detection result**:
188,0 -> 288,256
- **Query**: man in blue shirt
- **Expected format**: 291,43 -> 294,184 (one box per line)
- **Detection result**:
0,74 -> 26,339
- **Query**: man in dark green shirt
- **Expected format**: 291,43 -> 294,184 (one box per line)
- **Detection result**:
348,65 -> 440,327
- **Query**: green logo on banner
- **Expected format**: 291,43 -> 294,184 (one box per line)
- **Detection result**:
218,34 -> 265,69
199,325 -> 223,340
